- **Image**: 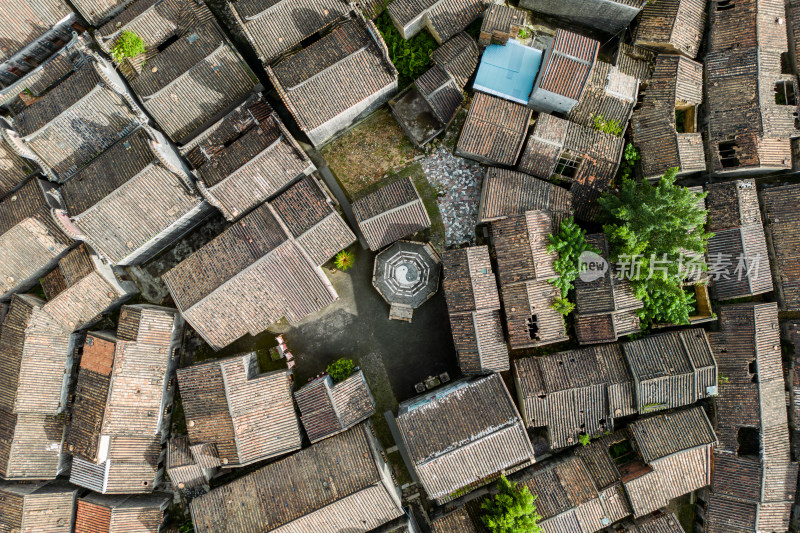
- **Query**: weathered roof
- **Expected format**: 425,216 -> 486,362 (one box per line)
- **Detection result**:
189,423 -> 403,532
456,92 -> 532,166
761,184 -> 800,310
704,0 -> 796,173
0,131 -> 32,199
574,406 -> 715,518
294,370 -> 375,443
416,65 -> 464,126
522,457 -> 632,533
705,180 -> 773,300
536,30 -> 599,101
614,43 -> 656,82
567,62 -> 638,131
167,436 -> 220,489
514,343 -> 635,448
71,0 -> 128,25
12,58 -> 143,181
125,20 -> 256,144
0,480 -> 78,533
0,178 -> 73,299
267,14 -> 397,135
0,0 -> 73,65
74,492 -> 170,533
59,127 -> 205,265
633,0 -> 706,58
431,32 -> 480,88
177,352 -> 301,466
163,177 -> 352,349
623,328 -> 717,412
181,94 -> 314,221
705,303 -> 797,533
0,409 -> 66,480
352,177 -> 430,251
480,4 -> 525,40
478,167 -> 572,223
231,0 -> 350,64
630,55 -> 705,178
517,113 -> 625,197
67,306 -> 181,494
573,234 -> 642,344
431,508 -> 478,533
442,246 -> 508,373
424,0 -> 487,43
396,373 -> 533,501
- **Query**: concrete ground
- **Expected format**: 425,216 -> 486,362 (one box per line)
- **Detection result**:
211,243 -> 461,404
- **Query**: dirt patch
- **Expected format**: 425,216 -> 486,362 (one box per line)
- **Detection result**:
321,108 -> 419,200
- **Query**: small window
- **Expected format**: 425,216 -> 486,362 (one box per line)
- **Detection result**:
748,360 -> 758,383
775,80 -> 797,105
718,141 -> 740,168
781,52 -> 793,75
608,439 -> 636,466
527,314 -> 539,340
737,427 -> 760,456
716,0 -> 735,10
553,152 -> 581,180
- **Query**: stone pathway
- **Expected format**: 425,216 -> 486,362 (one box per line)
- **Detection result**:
420,147 -> 484,248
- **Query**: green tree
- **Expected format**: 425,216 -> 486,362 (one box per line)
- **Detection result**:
326,358 -> 356,382
599,167 -> 712,327
547,217 -> 599,301
111,30 -> 146,63
552,297 -> 575,316
335,250 -> 355,271
481,476 -> 543,533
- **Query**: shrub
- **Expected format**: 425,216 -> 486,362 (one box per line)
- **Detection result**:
482,476 -> 543,533
579,434 -> 591,446
375,12 -> 437,89
326,358 -> 356,382
519,28 -> 529,39
599,167 -> 712,327
592,114 -> 623,136
618,143 -> 641,181
547,217 -> 599,301
552,297 -> 575,316
335,250 -> 355,271
111,31 -> 146,63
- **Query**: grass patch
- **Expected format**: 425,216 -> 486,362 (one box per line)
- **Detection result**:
404,163 -> 446,251
321,108 -> 418,200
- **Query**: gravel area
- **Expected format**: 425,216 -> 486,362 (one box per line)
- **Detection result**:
421,148 -> 484,248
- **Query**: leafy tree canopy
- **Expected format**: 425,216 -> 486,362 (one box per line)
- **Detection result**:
375,12 -> 437,89
326,358 -> 356,383
599,167 -> 712,327
481,476 -> 543,533
547,216 -> 598,302
111,31 -> 145,62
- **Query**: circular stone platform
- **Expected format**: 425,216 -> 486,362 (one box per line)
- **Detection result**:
373,241 -> 441,320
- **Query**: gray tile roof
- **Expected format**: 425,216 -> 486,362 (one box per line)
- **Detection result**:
352,177 -> 430,251
189,423 -> 403,532
456,93 -> 531,166
478,167 -> 572,223
177,353 -> 302,466
0,480 -> 78,532
396,374 -> 533,502
762,183 -> 800,311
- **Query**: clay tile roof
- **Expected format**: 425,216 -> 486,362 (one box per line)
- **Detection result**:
0,178 -> 73,299
267,15 -> 398,135
180,94 -> 315,221
127,20 -> 256,144
514,343 -> 635,448
396,373 -> 533,502
163,178 -> 352,349
189,424 -> 403,532
12,59 -> 143,181
629,406 -> 716,462
60,127 -> 205,265
537,30 -> 599,101
231,0 -> 350,64
566,62 -> 638,133
424,0 -> 487,43
456,92 -> 532,166
705,180 -> 773,300
762,183 -> 800,310
0,480 -> 78,532
442,246 -> 508,373
75,492 -> 170,533
67,306 -> 182,494
630,55 -> 705,179
352,177 -> 431,251
633,0 -> 707,58
0,0 -> 73,65
0,131 -> 32,199
415,65 -> 464,125
706,303 -> 797,524
431,508 -> 478,533
431,32 -> 480,88
294,370 -> 375,442
177,353 -> 302,466
478,167 -> 572,223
